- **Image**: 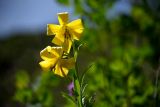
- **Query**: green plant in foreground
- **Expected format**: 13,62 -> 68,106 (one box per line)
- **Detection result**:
39,12 -> 94,107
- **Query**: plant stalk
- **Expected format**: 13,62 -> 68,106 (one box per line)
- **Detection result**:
72,40 -> 83,107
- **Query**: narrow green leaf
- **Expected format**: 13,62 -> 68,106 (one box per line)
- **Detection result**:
61,92 -> 75,104
80,63 -> 95,87
82,83 -> 88,95
73,74 -> 82,107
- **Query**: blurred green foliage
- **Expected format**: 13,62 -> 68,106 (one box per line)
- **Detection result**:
61,0 -> 160,107
0,0 -> 160,107
14,71 -> 61,107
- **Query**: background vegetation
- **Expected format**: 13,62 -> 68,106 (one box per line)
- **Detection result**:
0,0 -> 160,107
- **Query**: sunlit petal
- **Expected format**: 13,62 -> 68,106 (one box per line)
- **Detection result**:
54,62 -> 69,77
47,24 -> 61,35
51,27 -> 65,45
58,12 -> 69,25
67,19 -> 84,40
50,46 -> 63,57
63,37 -> 72,53
39,59 -> 57,71
40,46 -> 62,60
40,46 -> 56,60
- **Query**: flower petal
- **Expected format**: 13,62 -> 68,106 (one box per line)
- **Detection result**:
63,37 -> 72,53
54,62 -> 69,77
47,24 -> 61,35
50,46 -> 63,57
52,36 -> 63,46
51,27 -> 65,45
39,59 -> 57,71
60,58 -> 75,69
67,19 -> 84,40
40,46 -> 62,60
58,12 -> 69,25
40,46 -> 55,60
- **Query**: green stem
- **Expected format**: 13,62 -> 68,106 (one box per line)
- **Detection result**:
72,40 -> 82,107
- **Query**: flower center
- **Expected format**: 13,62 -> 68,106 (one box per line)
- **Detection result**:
64,27 -> 71,39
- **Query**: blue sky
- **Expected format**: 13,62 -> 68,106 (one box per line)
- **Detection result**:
0,0 -> 132,38
107,0 -> 131,19
0,0 -> 73,37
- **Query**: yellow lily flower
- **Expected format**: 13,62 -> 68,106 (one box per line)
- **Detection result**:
39,46 -> 75,77
47,12 -> 84,53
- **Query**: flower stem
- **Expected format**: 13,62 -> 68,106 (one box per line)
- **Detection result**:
72,41 -> 82,107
